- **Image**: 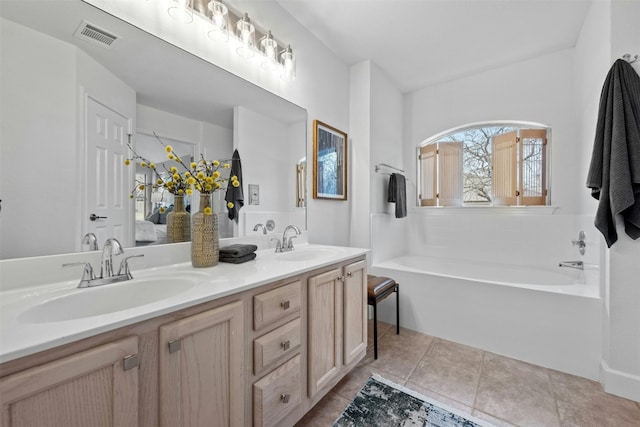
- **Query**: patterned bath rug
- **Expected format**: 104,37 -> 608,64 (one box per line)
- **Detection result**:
332,374 -> 494,427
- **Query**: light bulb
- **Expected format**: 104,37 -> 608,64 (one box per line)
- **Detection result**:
235,13 -> 255,58
260,31 -> 278,70
207,0 -> 229,41
168,0 -> 193,23
280,45 -> 296,80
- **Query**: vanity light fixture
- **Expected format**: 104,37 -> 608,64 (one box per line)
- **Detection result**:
260,31 -> 278,70
235,13 -> 256,58
280,45 -> 296,80
161,0 -> 296,80
207,0 -> 229,41
168,0 -> 194,24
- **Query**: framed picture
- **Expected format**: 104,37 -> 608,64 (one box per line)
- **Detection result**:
313,120 -> 348,200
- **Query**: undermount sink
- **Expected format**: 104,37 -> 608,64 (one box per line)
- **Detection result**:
276,247 -> 343,261
18,274 -> 202,323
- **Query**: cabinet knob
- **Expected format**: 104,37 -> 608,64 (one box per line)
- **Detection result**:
280,394 -> 290,404
347,272 -> 352,277
280,300 -> 290,310
281,340 -> 290,351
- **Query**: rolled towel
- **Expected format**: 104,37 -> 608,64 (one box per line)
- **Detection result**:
220,252 -> 257,264
219,244 -> 258,258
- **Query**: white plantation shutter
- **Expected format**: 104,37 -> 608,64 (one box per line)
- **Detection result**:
419,144 -> 437,206
492,131 -> 517,206
519,129 -> 547,205
438,142 -> 463,206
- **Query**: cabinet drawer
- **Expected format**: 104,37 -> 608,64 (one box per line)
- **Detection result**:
254,281 -> 301,330
254,318 -> 301,374
253,355 -> 301,427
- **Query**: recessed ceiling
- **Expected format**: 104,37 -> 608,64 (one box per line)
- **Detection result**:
276,0 -> 593,93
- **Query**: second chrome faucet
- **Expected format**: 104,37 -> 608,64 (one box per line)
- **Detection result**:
272,225 -> 301,253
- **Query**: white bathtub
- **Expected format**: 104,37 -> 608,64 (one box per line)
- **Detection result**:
370,255 -> 602,380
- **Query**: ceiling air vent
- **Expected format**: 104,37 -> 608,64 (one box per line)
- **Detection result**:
74,20 -> 119,49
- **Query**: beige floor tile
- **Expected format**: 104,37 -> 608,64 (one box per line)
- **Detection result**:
426,338 -> 485,366
475,374 -> 560,427
294,391 -> 350,427
471,409 -> 518,427
556,398 -> 640,427
367,319 -> 393,350
482,352 -> 552,397
403,380 -> 473,416
408,348 -> 482,406
360,327 -> 434,380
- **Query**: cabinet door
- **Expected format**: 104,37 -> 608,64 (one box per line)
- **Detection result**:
159,301 -> 244,427
0,336 -> 139,427
307,267 -> 342,398
343,260 -> 367,365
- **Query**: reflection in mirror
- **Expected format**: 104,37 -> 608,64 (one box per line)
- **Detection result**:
0,0 -> 306,260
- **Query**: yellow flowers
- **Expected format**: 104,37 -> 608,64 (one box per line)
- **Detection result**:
230,175 -> 240,188
165,145 -> 173,153
227,202 -> 235,209
203,207 -> 213,215
124,159 -> 131,166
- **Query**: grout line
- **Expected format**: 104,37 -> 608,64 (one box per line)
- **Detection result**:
404,335 -> 434,382
471,351 -> 486,411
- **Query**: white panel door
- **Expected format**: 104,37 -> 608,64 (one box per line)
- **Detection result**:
85,97 -> 132,248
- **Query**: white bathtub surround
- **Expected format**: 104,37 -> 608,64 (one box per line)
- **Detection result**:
369,213 -> 603,381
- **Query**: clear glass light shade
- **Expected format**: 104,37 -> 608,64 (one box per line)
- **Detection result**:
207,0 -> 229,42
235,13 -> 256,58
168,0 -> 193,23
260,31 -> 279,70
280,45 -> 296,80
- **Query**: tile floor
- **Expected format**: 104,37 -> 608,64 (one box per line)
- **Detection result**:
296,321 -> 640,427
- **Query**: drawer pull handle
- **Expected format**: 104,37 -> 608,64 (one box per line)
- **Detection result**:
280,300 -> 290,310
347,271 -> 352,277
281,340 -> 290,351
280,394 -> 290,404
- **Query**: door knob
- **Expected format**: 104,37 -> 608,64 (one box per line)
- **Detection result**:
89,214 -> 107,221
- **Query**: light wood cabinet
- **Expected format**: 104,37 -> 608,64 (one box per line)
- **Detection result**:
0,254 -> 367,427
307,260 -> 367,399
158,301 -> 244,427
0,336 -> 139,427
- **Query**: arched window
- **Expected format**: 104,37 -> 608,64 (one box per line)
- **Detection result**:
418,122 -> 549,207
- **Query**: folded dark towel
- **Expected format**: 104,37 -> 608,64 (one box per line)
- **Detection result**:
220,252 -> 257,264
388,173 -> 407,218
219,244 -> 258,258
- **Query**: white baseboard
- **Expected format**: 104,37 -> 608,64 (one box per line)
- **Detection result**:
600,360 -> 640,402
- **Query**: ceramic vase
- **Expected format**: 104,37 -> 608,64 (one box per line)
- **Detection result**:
166,194 -> 190,243
191,193 -> 219,268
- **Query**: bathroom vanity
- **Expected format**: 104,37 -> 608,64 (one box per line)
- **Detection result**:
0,245 -> 368,427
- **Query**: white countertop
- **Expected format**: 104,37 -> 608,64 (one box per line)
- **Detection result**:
0,244 -> 368,363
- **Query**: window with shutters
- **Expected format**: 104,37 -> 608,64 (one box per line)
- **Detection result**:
418,123 -> 549,207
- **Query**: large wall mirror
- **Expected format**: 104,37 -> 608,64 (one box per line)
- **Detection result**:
0,0 -> 307,260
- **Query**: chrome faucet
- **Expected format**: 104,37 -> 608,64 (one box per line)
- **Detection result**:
572,231 -> 586,255
559,261 -> 584,270
81,232 -> 99,251
282,225 -> 301,252
101,238 -> 124,278
63,238 -> 144,288
253,223 -> 267,234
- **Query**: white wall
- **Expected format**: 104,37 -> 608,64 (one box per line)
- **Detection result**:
599,0 -> 640,403
0,19 -> 77,259
0,19 -> 135,259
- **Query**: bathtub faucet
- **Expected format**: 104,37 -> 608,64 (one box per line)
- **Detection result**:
559,260 -> 584,270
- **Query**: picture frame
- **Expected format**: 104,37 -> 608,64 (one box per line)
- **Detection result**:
312,120 -> 348,200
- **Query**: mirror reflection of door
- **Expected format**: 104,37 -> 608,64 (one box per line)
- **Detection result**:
85,96 -> 132,248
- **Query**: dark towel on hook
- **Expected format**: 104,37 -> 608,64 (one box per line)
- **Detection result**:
586,59 -> 640,247
225,149 -> 244,222
387,173 -> 407,218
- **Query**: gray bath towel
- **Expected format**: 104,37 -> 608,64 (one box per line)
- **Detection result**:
586,59 -> 640,247
388,173 -> 407,218
225,149 -> 244,222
